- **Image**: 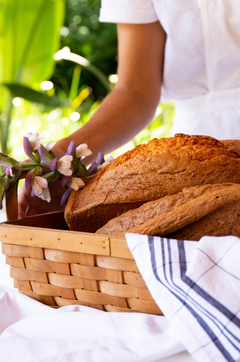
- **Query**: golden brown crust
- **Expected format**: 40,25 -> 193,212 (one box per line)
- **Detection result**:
96,183 -> 240,241
65,134 -> 240,232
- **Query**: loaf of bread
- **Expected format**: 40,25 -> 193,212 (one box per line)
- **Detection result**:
96,183 -> 240,240
65,134 -> 240,233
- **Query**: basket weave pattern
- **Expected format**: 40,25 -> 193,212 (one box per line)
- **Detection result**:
1,216 -> 162,315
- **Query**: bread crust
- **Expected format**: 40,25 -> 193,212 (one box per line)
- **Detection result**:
65,134 -> 240,232
96,183 -> 240,240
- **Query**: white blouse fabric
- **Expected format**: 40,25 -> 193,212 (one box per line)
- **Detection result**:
99,0 -> 240,140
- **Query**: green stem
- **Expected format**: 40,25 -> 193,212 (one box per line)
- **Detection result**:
20,163 -> 51,171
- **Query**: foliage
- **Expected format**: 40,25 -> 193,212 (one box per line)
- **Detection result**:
0,0 -> 65,154
54,0 -> 117,99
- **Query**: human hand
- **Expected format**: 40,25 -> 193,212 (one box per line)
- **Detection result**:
18,178 -> 66,218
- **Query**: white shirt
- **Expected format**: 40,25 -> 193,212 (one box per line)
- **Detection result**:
99,0 -> 240,139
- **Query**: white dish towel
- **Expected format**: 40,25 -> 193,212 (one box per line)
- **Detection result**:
125,233 -> 240,362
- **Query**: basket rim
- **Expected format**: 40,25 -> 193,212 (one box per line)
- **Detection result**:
0,211 -> 133,259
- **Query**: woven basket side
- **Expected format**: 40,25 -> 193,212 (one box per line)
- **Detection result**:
3,242 -> 162,315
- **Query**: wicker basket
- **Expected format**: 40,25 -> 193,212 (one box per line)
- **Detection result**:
0,184 -> 162,315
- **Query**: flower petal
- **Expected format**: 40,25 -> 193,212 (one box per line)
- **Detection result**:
39,187 -> 51,202
31,179 -> 42,196
97,152 -> 104,165
25,170 -> 33,189
105,155 -> 114,163
57,155 -> 73,176
50,158 -> 58,172
67,177 -> 85,191
34,176 -> 48,189
60,188 -> 72,206
23,136 -> 34,160
33,137 -> 44,150
38,144 -> 54,165
62,176 -> 71,188
66,141 -> 76,156
4,166 -> 10,176
44,142 -> 56,151
87,161 -> 98,176
76,144 -> 92,158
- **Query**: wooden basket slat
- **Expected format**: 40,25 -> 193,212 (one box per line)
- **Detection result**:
20,290 -> 42,302
2,243 -> 30,257
82,279 -> 99,292
14,279 -> 32,291
95,255 -> 136,271
75,288 -> 115,305
106,269 -> 123,284
128,298 -> 163,315
10,265 -> 48,283
104,305 -> 138,313
44,249 -> 81,263
31,282 -> 72,299
54,296 -> 104,310
0,210 -> 163,315
29,247 -> 44,260
48,273 -> 83,289
0,224 -> 110,256
5,256 -> 25,269
99,280 -> 138,299
123,271 -> 148,289
137,288 -> 156,301
24,258 -> 70,275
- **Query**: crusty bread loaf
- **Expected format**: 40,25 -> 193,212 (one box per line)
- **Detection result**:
65,134 -> 240,232
96,183 -> 240,240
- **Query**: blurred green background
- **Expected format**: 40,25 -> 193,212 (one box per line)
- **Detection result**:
0,0 -> 174,161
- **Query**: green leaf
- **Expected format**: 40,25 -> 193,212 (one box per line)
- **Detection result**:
0,0 -> 65,87
3,83 -> 69,108
0,0 -> 65,153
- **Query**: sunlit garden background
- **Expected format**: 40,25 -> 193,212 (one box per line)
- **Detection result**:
0,0 -> 175,162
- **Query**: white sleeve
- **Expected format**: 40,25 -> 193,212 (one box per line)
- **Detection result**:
99,0 -> 158,24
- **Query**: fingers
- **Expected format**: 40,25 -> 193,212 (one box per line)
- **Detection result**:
18,181 -> 32,218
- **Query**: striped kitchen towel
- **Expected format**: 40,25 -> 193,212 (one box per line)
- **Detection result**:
125,233 -> 240,362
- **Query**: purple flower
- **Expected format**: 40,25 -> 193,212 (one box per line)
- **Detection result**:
66,141 -> 76,156
26,132 -> 44,150
4,166 -> 10,176
60,188 -> 72,206
97,152 -> 104,165
23,136 -> 35,161
50,158 -> 58,172
62,176 -> 71,188
38,144 -> 54,165
87,161 -> 98,176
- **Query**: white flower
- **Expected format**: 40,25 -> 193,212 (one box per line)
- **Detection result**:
31,176 -> 48,197
26,132 -> 44,151
39,187 -> 51,202
44,142 -> 57,151
97,155 -> 114,171
57,155 -> 73,176
67,177 -> 85,191
76,144 -> 92,158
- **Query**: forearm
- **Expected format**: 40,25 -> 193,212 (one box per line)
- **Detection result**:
52,21 -> 166,164
53,85 -> 160,163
